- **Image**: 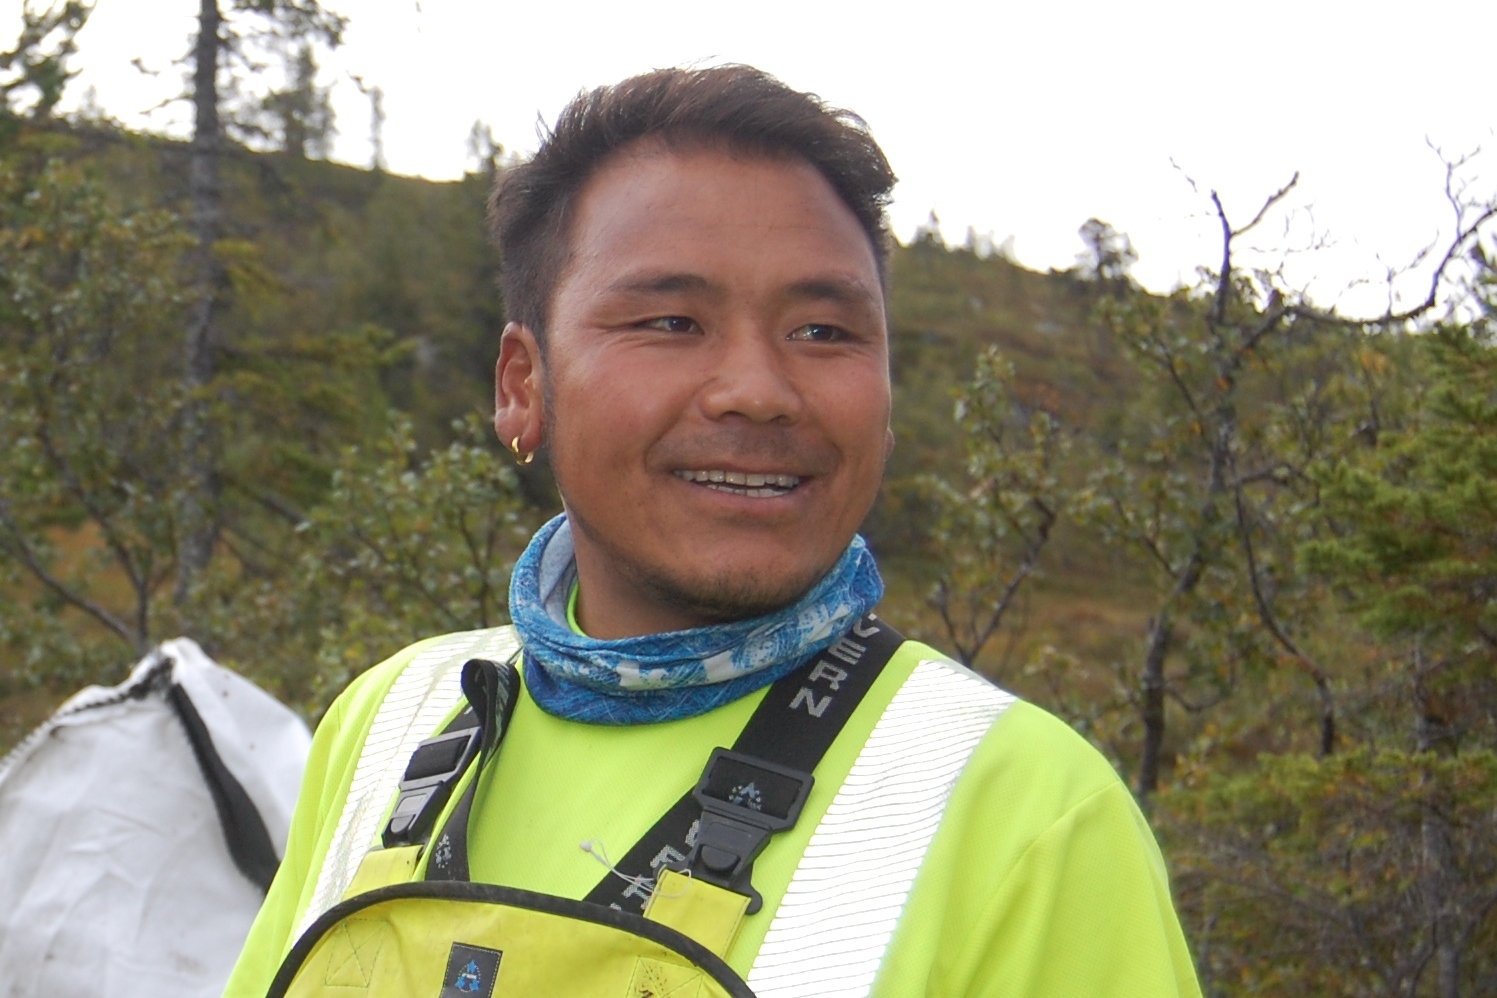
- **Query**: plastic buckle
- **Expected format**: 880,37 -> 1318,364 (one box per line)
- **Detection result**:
673,748 -> 814,914
381,726 -> 482,847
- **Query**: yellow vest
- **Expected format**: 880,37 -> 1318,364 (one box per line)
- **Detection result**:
265,625 -> 1014,997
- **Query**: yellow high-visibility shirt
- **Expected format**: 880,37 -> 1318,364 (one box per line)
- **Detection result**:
224,631 -> 1201,998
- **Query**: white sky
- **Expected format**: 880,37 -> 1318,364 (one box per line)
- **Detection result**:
23,0 -> 1497,316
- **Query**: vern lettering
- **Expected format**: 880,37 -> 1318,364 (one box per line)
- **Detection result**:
809,660 -> 848,690
826,638 -> 865,666
790,687 -> 831,718
792,637 -> 869,717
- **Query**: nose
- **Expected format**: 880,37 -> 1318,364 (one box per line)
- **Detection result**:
698,326 -> 803,424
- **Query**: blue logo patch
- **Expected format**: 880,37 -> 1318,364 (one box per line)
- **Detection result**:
439,943 -> 501,998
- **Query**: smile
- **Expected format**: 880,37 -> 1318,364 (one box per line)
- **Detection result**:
673,469 -> 801,498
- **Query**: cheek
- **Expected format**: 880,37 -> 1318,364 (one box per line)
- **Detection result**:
549,366 -> 681,465
825,379 -> 892,458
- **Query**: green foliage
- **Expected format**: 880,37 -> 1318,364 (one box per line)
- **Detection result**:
1075,217 -> 1137,287
188,414 -> 531,714
1074,196 -> 1380,789
1161,748 -> 1497,997
1304,322 -> 1497,649
0,1 -> 91,121
920,347 -> 1074,666
260,43 -> 335,158
1298,300 -> 1497,753
0,155 -> 193,673
0,127 -> 422,705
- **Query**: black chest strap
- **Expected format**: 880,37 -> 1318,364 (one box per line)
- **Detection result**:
584,615 -> 902,914
393,614 -> 904,915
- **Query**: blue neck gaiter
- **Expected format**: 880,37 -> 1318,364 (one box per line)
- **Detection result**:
508,514 -> 884,725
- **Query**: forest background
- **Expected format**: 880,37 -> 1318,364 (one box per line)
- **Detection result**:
2,4 -> 1496,996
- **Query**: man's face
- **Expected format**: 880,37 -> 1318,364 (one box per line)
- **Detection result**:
523,143 -> 892,637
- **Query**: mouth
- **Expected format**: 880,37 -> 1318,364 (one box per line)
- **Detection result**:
673,469 -> 802,498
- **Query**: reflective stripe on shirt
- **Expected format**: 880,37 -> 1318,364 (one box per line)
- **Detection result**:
297,627 -> 519,938
747,657 -> 1014,998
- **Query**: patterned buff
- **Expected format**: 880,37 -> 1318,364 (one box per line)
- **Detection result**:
509,514 -> 885,725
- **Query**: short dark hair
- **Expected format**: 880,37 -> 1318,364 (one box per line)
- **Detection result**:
488,65 -> 897,340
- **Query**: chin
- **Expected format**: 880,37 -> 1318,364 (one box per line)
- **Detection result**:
644,566 -> 824,626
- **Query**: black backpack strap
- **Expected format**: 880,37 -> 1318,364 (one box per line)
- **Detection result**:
381,656 -> 519,861
584,614 -> 903,913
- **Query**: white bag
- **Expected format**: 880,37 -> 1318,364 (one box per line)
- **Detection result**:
0,638 -> 311,998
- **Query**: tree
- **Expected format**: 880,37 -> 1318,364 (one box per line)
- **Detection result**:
1294,280 -> 1497,996
1083,176 -> 1359,793
0,1 -> 91,121
1148,193 -> 1497,996
0,157 -> 194,685
190,415 -> 531,712
177,0 -> 348,601
262,41 -> 334,158
466,120 -> 502,180
350,73 -> 385,171
0,133 -> 531,714
922,347 -> 1073,667
1303,313 -> 1497,703
1162,747 -> 1497,998
1075,217 -> 1137,289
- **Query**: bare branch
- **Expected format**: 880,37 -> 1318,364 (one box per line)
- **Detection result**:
1233,480 -> 1337,755
965,498 -> 1059,664
33,420 -> 148,597
1210,174 -> 1300,333
1210,190 -> 1233,329
1233,172 -> 1300,239
223,473 -> 309,526
0,500 -> 139,649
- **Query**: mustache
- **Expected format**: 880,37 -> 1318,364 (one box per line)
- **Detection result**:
653,428 -> 835,474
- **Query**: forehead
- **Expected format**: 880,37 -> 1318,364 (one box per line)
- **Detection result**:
556,141 -> 883,301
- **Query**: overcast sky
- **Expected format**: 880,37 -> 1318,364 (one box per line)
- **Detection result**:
23,0 -> 1497,316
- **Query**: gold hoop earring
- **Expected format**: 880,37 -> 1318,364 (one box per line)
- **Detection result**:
510,436 -> 534,466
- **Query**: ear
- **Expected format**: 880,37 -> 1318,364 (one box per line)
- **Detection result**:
495,322 -> 544,454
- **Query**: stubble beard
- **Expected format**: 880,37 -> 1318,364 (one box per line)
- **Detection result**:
562,500 -> 825,627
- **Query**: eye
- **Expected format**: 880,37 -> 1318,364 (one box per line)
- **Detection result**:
641,316 -> 701,334
788,323 -> 847,343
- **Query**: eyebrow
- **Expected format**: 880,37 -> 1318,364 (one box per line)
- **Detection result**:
602,272 -> 880,310
603,272 -> 718,298
782,276 -> 881,311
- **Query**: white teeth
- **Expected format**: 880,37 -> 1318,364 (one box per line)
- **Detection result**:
673,470 -> 802,495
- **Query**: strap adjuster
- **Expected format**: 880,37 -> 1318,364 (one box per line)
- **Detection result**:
382,725 -> 482,847
673,747 -> 814,913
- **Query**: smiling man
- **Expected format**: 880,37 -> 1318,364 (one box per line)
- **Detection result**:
225,67 -> 1202,998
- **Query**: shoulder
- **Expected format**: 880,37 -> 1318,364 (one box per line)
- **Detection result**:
891,638 -> 1123,804
880,638 -> 1151,906
875,642 -> 1200,997
286,629 -> 521,925
319,626 -> 521,743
